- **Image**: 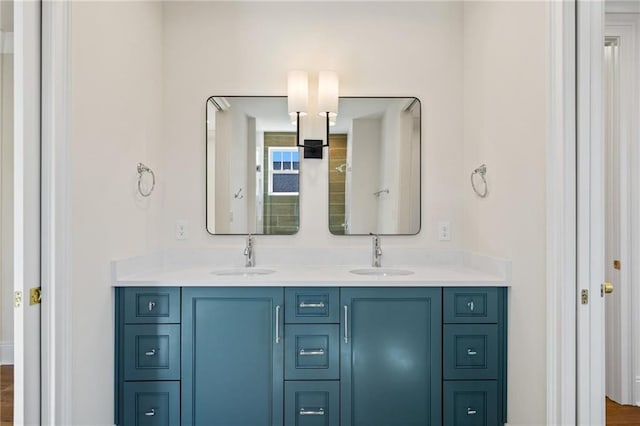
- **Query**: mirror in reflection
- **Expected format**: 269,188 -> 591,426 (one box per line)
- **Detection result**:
328,97 -> 421,235
206,96 -> 299,235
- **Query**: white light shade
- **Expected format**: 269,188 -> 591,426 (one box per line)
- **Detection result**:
317,70 -> 339,116
288,70 -> 309,115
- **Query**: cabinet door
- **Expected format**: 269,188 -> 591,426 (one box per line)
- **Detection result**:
182,287 -> 284,426
341,288 -> 442,426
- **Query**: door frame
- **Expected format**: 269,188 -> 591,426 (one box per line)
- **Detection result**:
40,1 -> 73,425
546,0 -> 577,424
547,0 -> 608,424
575,0 -> 606,423
13,1 -> 42,424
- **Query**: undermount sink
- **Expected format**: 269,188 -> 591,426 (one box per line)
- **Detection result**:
212,268 -> 275,276
349,268 -> 414,277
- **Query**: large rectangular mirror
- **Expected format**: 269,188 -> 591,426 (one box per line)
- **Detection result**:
328,97 -> 421,235
206,96 -> 299,235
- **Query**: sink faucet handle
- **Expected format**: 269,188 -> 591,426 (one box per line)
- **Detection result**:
244,234 -> 255,267
370,233 -> 382,267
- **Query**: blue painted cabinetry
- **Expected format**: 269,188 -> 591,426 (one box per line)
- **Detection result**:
115,287 -> 182,426
181,287 -> 284,426
443,288 -> 508,426
341,288 -> 442,426
115,286 -> 507,426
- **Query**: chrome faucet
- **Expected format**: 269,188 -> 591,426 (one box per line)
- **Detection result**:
370,233 -> 382,267
244,234 -> 254,267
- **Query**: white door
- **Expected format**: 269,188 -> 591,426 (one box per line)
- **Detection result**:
13,1 -> 41,424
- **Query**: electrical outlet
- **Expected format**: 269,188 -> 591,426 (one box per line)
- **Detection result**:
175,220 -> 188,240
438,221 -> 451,241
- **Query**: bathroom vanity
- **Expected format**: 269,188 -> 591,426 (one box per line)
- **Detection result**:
113,255 -> 509,426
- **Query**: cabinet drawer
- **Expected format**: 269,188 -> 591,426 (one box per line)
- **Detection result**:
124,324 -> 180,381
285,288 -> 339,323
285,381 -> 339,426
285,324 -> 339,380
444,288 -> 498,324
122,381 -> 180,426
444,324 -> 498,380
444,380 -> 498,426
124,287 -> 180,324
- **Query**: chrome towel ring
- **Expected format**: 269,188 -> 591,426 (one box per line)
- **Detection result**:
137,163 -> 156,197
471,164 -> 488,198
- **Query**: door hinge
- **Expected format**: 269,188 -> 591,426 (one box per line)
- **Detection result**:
14,291 -> 22,307
30,287 -> 42,305
581,289 -> 589,305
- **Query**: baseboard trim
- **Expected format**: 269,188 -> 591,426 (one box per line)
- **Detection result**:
0,341 -> 14,364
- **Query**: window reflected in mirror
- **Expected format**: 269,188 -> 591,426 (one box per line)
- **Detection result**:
206,97 -> 299,235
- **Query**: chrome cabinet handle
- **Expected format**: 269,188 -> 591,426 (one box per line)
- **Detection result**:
467,408 -> 477,415
467,349 -> 478,356
145,408 -> 156,417
344,305 -> 349,344
145,349 -> 157,357
299,302 -> 325,308
148,301 -> 156,311
299,348 -> 325,356
275,305 -> 281,344
467,300 -> 474,311
300,408 -> 325,416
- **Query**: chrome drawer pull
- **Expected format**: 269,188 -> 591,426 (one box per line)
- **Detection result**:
299,348 -> 325,356
299,302 -> 325,308
148,301 -> 156,311
145,349 -> 157,357
344,305 -> 349,344
300,408 -> 325,416
145,408 -> 156,417
467,408 -> 477,415
467,349 -> 478,356
275,305 -> 281,344
467,301 -> 474,311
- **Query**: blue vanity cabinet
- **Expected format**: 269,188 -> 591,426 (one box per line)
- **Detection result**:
115,287 -> 182,426
116,285 -> 507,426
181,287 -> 284,426
443,287 -> 508,426
340,287 -> 443,426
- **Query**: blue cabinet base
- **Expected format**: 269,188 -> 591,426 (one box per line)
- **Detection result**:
115,286 -> 507,426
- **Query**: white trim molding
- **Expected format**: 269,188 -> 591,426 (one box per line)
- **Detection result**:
576,0 -> 606,424
547,0 -> 577,424
41,1 -> 72,425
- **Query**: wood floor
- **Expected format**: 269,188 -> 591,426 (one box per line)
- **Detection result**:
607,397 -> 640,425
0,365 -> 12,426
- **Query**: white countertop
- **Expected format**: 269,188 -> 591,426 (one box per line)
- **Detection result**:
111,248 -> 511,287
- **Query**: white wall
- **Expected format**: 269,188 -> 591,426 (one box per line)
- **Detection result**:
0,0 -> 13,365
159,1 -> 465,250
70,1 -> 163,423
462,2 -> 548,424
